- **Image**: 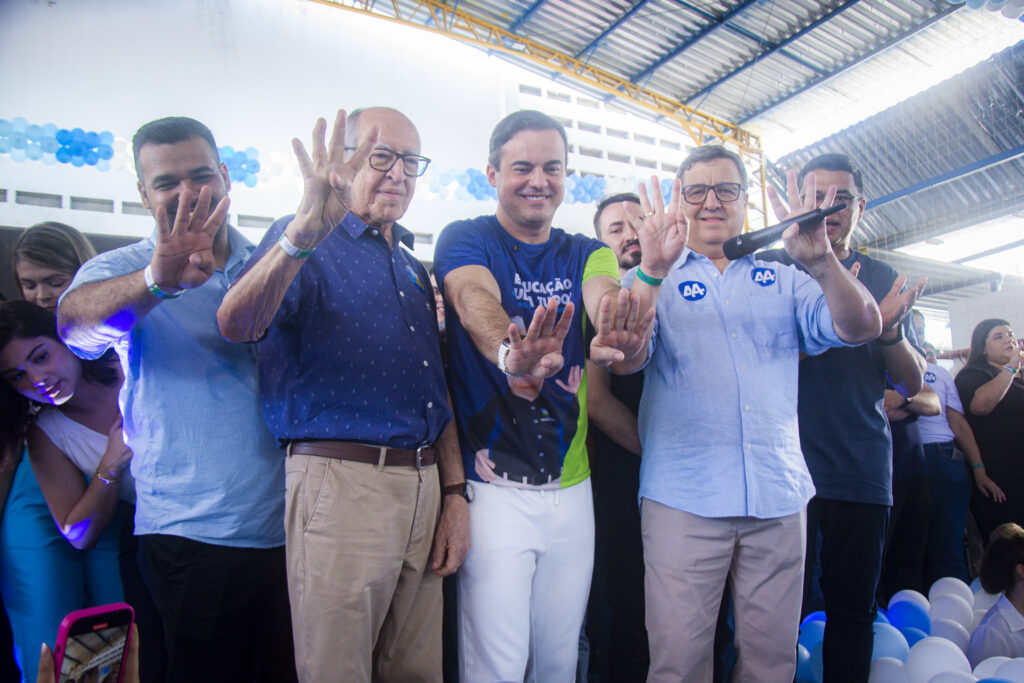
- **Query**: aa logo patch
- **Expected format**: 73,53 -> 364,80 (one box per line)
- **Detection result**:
679,281 -> 707,301
751,267 -> 777,287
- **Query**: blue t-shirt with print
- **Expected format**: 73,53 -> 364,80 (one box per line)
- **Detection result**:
433,215 -> 618,488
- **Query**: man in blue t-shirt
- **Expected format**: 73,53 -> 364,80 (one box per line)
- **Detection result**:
761,152 -> 926,683
433,110 -> 682,682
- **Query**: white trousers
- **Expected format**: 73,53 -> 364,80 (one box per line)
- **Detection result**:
457,477 -> 595,683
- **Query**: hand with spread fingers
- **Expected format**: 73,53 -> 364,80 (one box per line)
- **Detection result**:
633,176 -> 688,279
287,110 -> 378,251
150,185 -> 230,292
768,169 -> 837,271
590,287 -> 655,367
503,297 -> 575,379
878,273 -> 928,333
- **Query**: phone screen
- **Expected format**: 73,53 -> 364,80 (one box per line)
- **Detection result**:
57,608 -> 132,683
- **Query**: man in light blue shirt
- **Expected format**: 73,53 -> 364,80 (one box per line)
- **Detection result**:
58,117 -> 296,682
617,145 -> 882,682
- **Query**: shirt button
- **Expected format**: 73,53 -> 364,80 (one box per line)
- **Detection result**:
410,325 -> 415,332
400,291 -> 405,297
740,365 -> 746,371
724,300 -> 730,305
423,360 -> 429,367
427,401 -> 433,409
744,405 -> 751,411
372,229 -> 379,235
745,444 -> 751,449
731,333 -> 737,339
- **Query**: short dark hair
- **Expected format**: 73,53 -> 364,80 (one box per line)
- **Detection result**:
965,318 -> 1012,368
132,117 -> 219,181
593,193 -> 640,237
675,145 -> 748,187
798,153 -> 864,194
11,222 -> 96,293
0,301 -> 118,460
979,523 -> 1024,594
488,110 -> 568,169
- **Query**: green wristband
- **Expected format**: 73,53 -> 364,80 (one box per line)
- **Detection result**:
636,268 -> 664,286
972,463 -> 985,470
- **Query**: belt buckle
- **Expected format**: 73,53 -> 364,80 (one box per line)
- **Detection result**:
415,446 -> 424,470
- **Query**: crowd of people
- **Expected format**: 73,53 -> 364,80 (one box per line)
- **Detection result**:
0,107 -> 1020,683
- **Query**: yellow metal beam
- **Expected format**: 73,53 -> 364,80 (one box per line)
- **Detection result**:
307,0 -> 762,155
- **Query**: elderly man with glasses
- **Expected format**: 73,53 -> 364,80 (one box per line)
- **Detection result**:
218,107 -> 468,682
619,145 -> 883,682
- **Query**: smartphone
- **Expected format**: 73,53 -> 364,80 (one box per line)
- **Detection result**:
52,603 -> 134,683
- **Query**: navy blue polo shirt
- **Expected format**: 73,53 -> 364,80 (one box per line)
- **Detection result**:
235,212 -> 451,449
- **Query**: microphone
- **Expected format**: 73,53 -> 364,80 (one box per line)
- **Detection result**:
722,202 -> 846,261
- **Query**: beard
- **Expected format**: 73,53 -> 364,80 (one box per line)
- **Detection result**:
618,246 -> 642,270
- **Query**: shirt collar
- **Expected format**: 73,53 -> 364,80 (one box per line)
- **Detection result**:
997,594 -> 1024,632
676,248 -> 754,269
340,212 -> 415,250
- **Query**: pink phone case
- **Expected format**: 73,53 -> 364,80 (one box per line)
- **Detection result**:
52,602 -> 134,683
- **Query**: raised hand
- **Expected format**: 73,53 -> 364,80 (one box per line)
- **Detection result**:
150,185 -> 229,291
590,287 -> 655,367
287,110 -> 377,249
768,169 -> 837,271
633,176 -> 688,278
503,297 -> 575,379
555,365 -> 583,395
878,273 -> 927,332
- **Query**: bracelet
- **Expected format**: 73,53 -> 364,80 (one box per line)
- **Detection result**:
1005,365 -> 1018,376
972,463 -> 985,470
94,468 -> 121,485
278,232 -> 316,259
496,339 -> 524,378
143,264 -> 183,299
877,325 -> 904,346
635,268 -> 664,286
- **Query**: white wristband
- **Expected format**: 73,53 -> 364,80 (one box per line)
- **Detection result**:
143,264 -> 183,299
278,232 -> 316,259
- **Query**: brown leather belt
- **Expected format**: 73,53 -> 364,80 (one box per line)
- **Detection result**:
287,440 -> 437,469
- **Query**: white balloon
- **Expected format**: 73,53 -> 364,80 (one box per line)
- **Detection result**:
870,657 -> 910,683
906,637 -> 972,683
974,655 -> 1010,678
893,589 -> 932,612
973,590 -> 1000,613
996,657 -> 1024,682
931,618 -> 971,654
927,671 -> 976,683
931,595 -> 975,631
930,578 -> 976,608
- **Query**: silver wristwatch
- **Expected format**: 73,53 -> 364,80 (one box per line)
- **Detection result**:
496,338 -> 522,377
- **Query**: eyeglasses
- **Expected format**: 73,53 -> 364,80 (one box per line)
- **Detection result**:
681,183 -> 743,204
344,147 -> 431,177
812,191 -> 862,207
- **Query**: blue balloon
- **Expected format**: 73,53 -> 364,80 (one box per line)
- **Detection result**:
810,642 -> 823,682
0,138 -> 11,154
84,149 -> 99,165
10,132 -> 27,150
42,137 -> 59,154
56,129 -> 73,145
796,644 -> 813,681
56,146 -> 72,163
965,0 -> 985,7
0,119 -> 11,136
801,611 -> 827,628
25,124 -> 42,140
70,128 -> 85,142
42,154 -> 56,166
871,622 -> 909,661
219,146 -> 235,159
42,123 -> 57,138
886,599 -> 931,634
875,611 -> 890,624
97,144 -> 114,160
99,131 -> 114,145
244,173 -> 258,188
246,159 -> 260,174
84,131 -> 100,148
798,620 -> 826,651
11,117 -> 28,133
69,141 -> 85,157
97,159 -> 110,172
457,172 -> 470,186
71,155 -> 85,167
26,143 -> 43,160
10,148 -> 27,163
900,626 -> 928,647
245,147 -> 258,158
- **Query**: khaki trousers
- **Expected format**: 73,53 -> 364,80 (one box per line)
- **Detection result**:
285,453 -> 442,683
642,499 -> 805,683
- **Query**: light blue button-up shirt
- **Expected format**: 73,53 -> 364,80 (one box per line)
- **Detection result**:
63,227 -> 285,548
623,249 -> 852,519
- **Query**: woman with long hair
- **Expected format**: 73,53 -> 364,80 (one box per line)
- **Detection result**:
956,318 -> 1024,543
11,222 -> 96,315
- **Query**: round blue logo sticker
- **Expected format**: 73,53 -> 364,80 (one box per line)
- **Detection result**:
751,267 -> 777,287
924,371 -> 937,383
679,281 -> 707,301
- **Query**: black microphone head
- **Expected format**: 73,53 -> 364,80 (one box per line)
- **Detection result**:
722,234 -> 747,261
